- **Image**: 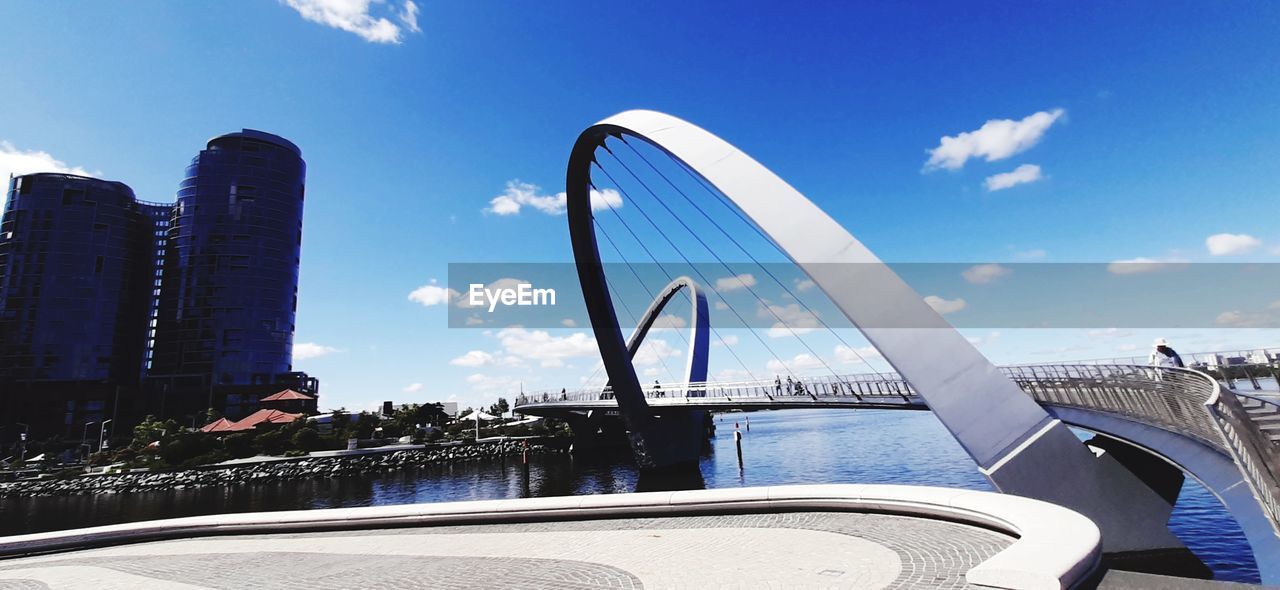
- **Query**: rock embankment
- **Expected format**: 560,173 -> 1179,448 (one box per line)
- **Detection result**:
0,440 -> 564,498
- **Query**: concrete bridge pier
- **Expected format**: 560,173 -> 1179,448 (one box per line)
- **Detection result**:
623,410 -> 709,470
1084,435 -> 1211,578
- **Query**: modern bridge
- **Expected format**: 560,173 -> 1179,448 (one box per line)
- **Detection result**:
517,360 -> 1280,579
550,108 -> 1280,579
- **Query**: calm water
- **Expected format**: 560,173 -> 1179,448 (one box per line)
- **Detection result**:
0,409 -> 1259,582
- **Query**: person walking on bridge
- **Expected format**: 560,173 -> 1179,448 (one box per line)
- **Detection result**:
1149,338 -> 1185,368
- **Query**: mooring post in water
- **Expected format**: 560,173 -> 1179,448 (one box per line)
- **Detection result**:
522,440 -> 528,465
745,416 -> 750,432
734,427 -> 743,470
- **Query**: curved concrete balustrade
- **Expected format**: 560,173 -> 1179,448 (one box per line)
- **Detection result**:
0,484 -> 1101,590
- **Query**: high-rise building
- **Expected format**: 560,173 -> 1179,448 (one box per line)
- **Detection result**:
0,173 -> 161,435
148,130 -> 315,419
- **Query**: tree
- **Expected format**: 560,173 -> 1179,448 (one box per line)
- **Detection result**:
132,415 -> 178,449
488,397 -> 509,418
291,427 -> 322,452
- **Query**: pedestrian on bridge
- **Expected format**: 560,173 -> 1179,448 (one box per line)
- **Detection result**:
1150,338 -> 1185,368
774,376 -> 782,395
786,376 -> 795,395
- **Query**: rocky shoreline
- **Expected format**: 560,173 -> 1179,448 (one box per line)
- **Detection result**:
0,440 -> 568,498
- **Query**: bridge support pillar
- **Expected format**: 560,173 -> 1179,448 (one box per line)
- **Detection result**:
1084,435 -> 1211,578
981,420 -> 1190,556
626,410 -> 708,470
561,411 -> 628,453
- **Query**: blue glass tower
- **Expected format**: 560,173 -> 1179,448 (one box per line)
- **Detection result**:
149,130 -> 314,418
0,173 -> 160,435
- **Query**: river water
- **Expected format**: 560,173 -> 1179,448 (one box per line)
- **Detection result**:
0,409 -> 1259,582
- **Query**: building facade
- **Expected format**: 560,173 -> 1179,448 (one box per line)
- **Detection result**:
148,130 -> 315,421
0,173 -> 160,436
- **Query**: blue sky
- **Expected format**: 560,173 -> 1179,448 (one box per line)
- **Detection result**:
2,1 -> 1278,412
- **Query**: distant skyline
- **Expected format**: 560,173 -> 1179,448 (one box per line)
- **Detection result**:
2,1 -> 1278,412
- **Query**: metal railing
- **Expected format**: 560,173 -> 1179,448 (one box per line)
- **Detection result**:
517,365 -> 1224,448
1210,392 -> 1280,533
515,363 -> 1280,537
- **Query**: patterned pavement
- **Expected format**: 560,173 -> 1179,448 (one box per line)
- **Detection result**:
0,512 -> 1013,589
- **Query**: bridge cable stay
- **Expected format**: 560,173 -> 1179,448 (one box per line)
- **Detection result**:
589,221 -> 684,387
593,216 -> 694,356
597,141 -> 846,383
591,157 -> 799,383
618,137 -> 890,381
589,183 -> 759,385
591,184 -> 757,385
595,219 -> 740,385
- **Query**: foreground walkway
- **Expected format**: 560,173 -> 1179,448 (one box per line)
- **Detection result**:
0,512 -> 1010,589
0,485 -> 1104,589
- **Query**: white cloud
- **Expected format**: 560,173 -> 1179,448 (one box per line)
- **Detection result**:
834,344 -> 881,365
714,301 -> 729,311
408,279 -> 458,306
715,273 -> 757,292
560,318 -> 577,328
464,373 -> 527,394
966,331 -> 1002,347
794,278 -> 816,292
399,0 -> 420,33
294,342 -> 342,360
496,327 -> 597,368
454,277 -> 527,308
1215,310 -> 1275,328
961,263 -> 1011,284
714,368 -> 752,382
766,353 -> 825,374
0,141 -> 97,211
402,382 -> 424,393
0,140 -> 95,181
484,180 -> 621,216
1106,257 -> 1187,275
283,0 -> 422,43
1088,328 -> 1131,340
925,109 -> 1065,171
984,164 -> 1043,192
1205,233 -> 1261,256
633,338 -> 681,367
1014,248 -> 1047,260
649,314 -> 687,330
713,334 -> 740,347
449,350 -> 496,367
759,301 -> 821,337
924,295 -> 966,315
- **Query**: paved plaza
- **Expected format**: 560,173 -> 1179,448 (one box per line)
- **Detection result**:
0,512 -> 1014,589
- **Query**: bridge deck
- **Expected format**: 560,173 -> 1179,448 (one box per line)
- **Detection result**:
516,362 -> 1280,545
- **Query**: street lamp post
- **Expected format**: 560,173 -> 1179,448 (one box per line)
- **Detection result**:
82,421 -> 97,460
15,423 -> 28,462
99,419 -> 113,454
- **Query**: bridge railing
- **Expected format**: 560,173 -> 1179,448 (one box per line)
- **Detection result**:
513,373 -> 918,408
1209,391 -> 1280,534
997,364 -> 1226,451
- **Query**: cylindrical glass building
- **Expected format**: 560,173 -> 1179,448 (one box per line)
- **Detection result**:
0,173 -> 158,433
150,130 -> 306,394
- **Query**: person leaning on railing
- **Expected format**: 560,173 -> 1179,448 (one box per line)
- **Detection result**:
1150,338 -> 1186,368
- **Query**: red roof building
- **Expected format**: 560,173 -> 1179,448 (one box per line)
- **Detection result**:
259,389 -> 318,415
199,409 -> 303,433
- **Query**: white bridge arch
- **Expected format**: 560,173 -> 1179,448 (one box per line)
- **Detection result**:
564,109 -> 1213,559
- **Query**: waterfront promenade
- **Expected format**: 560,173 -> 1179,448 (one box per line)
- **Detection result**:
0,485 -> 1100,590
